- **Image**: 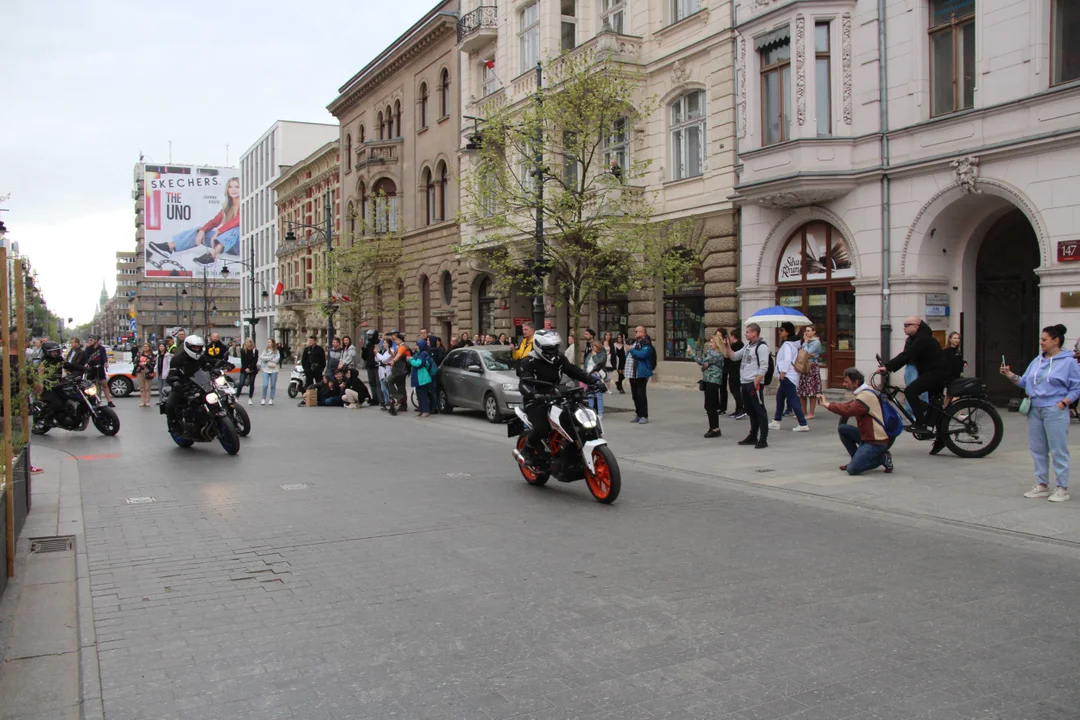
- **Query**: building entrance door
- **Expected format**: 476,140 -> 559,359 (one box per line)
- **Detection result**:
976,209 -> 1039,405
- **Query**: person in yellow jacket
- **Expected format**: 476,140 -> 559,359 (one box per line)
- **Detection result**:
512,321 -> 535,361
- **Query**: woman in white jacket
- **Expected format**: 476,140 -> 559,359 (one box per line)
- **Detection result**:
769,321 -> 809,432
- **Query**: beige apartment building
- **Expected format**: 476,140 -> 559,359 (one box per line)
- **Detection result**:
457,0 -> 738,380
327,0 -> 464,343
272,141 -> 342,347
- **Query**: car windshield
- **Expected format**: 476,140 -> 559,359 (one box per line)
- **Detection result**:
479,350 -> 514,371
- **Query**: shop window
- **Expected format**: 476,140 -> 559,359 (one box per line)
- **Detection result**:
597,291 -> 628,339
929,0 -> 975,116
776,221 -> 853,283
663,266 -> 705,361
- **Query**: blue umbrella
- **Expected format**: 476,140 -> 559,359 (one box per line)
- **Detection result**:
746,306 -> 812,326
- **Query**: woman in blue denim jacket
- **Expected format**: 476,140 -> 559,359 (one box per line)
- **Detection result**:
695,336 -> 725,438
1001,324 -> 1080,503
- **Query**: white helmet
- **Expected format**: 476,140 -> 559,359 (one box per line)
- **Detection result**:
183,335 -> 205,360
530,329 -> 562,364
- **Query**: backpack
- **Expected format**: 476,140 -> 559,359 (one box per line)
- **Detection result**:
793,345 -> 810,375
869,392 -> 904,438
753,341 -> 775,386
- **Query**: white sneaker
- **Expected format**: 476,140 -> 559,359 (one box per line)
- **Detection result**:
260,399 -> 265,405
269,399 -> 274,406
792,425 -> 809,432
1049,487 -> 1070,503
248,399 -> 253,406
1024,484 -> 1050,499
768,421 -> 782,430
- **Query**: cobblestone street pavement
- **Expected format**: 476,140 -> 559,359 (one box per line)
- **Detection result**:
32,396 -> 1080,720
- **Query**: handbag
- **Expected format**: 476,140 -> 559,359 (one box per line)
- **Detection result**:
698,379 -> 707,392
793,348 -> 810,375
1019,397 -> 1031,416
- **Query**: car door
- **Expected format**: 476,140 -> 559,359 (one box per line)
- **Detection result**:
458,350 -> 486,410
440,350 -> 466,405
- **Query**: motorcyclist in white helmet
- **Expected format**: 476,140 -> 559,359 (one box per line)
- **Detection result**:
517,329 -> 604,464
163,335 -> 212,427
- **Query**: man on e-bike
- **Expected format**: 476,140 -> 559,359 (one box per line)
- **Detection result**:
518,329 -> 605,465
877,316 -> 952,455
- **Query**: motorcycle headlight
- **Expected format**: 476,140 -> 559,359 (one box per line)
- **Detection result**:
214,376 -> 228,387
574,407 -> 599,429
501,383 -> 518,392
85,385 -> 97,396
205,392 -> 220,405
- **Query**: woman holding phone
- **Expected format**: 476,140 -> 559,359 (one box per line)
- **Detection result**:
1001,324 -> 1080,502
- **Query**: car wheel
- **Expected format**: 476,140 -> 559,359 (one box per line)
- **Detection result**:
438,388 -> 453,413
484,392 -> 501,424
109,376 -> 133,398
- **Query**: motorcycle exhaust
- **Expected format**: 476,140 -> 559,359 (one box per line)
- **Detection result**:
511,449 -> 526,465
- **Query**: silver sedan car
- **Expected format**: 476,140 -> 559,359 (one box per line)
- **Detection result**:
436,345 -> 522,423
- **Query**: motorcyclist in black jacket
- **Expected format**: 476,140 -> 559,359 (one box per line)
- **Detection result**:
164,335 -> 215,428
37,341 -> 84,420
518,329 -> 604,464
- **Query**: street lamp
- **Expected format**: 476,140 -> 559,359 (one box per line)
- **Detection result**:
220,260 -> 270,344
282,189 -> 335,345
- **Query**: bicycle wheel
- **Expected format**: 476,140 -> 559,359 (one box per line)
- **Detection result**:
942,398 -> 1003,459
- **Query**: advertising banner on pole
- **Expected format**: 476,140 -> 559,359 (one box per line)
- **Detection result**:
143,165 -> 240,279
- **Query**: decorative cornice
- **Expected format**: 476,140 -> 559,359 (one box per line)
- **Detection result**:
737,33 -> 747,139
328,21 -> 455,118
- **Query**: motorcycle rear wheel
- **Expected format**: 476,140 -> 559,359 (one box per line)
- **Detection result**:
585,445 -> 621,504
217,418 -> 241,455
171,432 -> 195,448
515,435 -> 549,486
92,408 -> 121,436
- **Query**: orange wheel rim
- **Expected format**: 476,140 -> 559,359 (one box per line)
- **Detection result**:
517,436 -> 538,481
587,452 -> 611,498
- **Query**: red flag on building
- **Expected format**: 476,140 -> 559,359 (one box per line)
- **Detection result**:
484,59 -> 495,69
273,281 -> 284,296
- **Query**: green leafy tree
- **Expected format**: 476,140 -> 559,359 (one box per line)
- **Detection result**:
458,46 -> 707,361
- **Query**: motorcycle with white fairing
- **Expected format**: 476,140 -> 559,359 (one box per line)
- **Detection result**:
509,383 -> 621,503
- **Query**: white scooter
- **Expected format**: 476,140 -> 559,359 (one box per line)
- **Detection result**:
286,365 -> 306,399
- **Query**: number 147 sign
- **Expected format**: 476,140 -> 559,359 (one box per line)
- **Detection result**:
1059,240 -> 1080,263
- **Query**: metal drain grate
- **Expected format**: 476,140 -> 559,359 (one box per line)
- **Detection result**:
125,497 -> 157,504
29,536 -> 75,554
280,483 -> 310,491
755,468 -> 775,473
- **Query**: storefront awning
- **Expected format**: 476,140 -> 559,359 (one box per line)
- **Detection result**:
754,26 -> 790,51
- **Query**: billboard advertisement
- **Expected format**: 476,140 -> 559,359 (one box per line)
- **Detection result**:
143,165 -> 240,279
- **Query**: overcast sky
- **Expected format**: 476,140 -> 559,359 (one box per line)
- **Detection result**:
1,0 -> 436,326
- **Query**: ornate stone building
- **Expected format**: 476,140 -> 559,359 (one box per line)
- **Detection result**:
733,0 -> 1080,397
272,141 -> 341,347
456,0 -> 739,381
327,0 -> 464,343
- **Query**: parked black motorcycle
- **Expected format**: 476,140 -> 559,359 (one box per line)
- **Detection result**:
159,370 -> 241,455
31,377 -> 120,436
209,365 -> 251,437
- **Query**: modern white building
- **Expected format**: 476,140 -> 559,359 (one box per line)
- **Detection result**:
238,121 -> 339,346
733,0 -> 1080,401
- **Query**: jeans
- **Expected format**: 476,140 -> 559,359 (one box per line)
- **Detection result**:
741,383 -> 768,441
703,381 -> 721,429
379,377 -> 391,405
237,371 -> 256,398
837,424 -> 889,475
589,375 -> 605,415
902,365 -> 928,416
629,378 -> 649,419
173,226 -> 240,254
774,377 -> 807,426
261,371 -> 277,400
1028,405 -> 1071,488
417,383 -> 434,413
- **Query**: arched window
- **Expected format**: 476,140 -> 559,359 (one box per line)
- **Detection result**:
419,82 -> 429,128
345,134 -> 352,172
441,270 -> 454,305
372,178 -> 398,234
394,100 -> 402,137
439,68 -> 451,118
377,112 -> 385,140
359,124 -> 365,143
775,221 -> 856,387
358,181 -> 367,233
385,105 -> 394,138
419,275 -> 431,331
423,168 -> 435,226
397,279 -> 407,332
437,161 -> 448,222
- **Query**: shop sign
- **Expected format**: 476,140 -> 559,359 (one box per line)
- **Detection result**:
925,305 -> 950,317
925,293 -> 949,306
513,316 -> 530,327
1058,240 -> 1080,263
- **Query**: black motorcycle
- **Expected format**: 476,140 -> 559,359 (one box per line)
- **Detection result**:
160,370 -> 241,455
209,365 -> 251,437
31,377 -> 120,437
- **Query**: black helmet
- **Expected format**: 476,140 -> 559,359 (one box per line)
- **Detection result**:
42,341 -> 63,361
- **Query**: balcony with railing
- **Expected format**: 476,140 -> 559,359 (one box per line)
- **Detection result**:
457,5 -> 497,53
278,288 -> 312,307
355,139 -> 402,171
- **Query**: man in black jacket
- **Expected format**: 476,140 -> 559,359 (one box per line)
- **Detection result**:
360,329 -> 382,406
517,330 -> 604,465
204,333 -> 229,363
300,335 -> 325,388
719,328 -> 745,418
164,335 -> 214,428
879,317 -> 951,452
84,337 -> 114,407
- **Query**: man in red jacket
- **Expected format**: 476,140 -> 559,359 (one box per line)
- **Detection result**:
818,367 -> 894,476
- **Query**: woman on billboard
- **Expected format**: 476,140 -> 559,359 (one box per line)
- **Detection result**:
149,177 -> 241,266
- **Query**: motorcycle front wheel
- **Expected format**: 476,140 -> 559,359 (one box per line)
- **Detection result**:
92,408 -> 121,436
217,417 -> 241,455
31,417 -> 50,435
515,435 -> 549,486
585,445 -> 621,504
287,382 -> 300,399
171,432 -> 195,448
232,405 -> 251,437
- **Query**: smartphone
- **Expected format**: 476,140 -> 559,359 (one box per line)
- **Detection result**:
1000,354 -> 1006,368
